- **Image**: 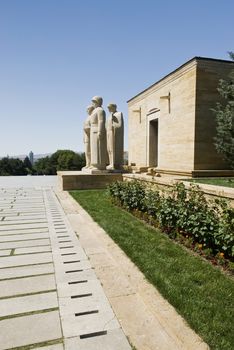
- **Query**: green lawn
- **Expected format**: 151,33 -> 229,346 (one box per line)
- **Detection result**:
185,178 -> 234,188
70,189 -> 234,350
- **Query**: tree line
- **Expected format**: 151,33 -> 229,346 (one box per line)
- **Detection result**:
213,51 -> 234,169
0,150 -> 85,176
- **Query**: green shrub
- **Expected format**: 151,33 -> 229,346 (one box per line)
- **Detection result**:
108,181 -> 234,258
214,200 -> 234,257
108,180 -> 146,211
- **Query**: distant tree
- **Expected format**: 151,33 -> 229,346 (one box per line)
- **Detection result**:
33,150 -> 85,175
0,158 -> 11,175
74,152 -> 86,170
213,51 -> 234,169
33,156 -> 54,175
0,158 -> 27,176
23,156 -> 33,174
24,156 -> 32,169
56,150 -> 85,171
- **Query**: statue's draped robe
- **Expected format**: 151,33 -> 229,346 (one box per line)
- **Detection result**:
107,112 -> 124,169
90,107 -> 107,170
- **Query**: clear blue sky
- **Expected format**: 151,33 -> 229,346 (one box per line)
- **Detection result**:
0,0 -> 233,156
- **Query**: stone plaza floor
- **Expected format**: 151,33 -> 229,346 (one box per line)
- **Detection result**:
0,176 -> 209,350
0,177 -> 131,350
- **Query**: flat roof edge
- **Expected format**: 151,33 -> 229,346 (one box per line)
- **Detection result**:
127,56 -> 234,103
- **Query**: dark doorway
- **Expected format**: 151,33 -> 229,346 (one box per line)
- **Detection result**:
149,119 -> 158,167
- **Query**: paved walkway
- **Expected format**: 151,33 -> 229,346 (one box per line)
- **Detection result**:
0,176 -> 209,350
0,178 -> 131,350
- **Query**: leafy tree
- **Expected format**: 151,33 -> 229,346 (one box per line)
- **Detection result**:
213,51 -> 234,169
73,152 -> 86,170
0,157 -> 28,176
23,156 -> 33,174
33,156 -> 54,175
33,150 -> 85,174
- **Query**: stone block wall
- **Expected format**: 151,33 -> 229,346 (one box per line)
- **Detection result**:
194,59 -> 234,170
128,57 -> 234,175
128,60 -> 197,172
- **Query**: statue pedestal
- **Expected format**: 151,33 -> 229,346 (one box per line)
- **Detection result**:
81,167 -> 123,175
81,167 -> 109,175
57,171 -> 123,191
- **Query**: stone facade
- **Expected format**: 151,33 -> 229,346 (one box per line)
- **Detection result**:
127,57 -> 234,176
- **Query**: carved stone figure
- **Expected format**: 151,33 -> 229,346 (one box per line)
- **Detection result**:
89,96 -> 107,170
106,103 -> 124,170
83,105 -> 94,169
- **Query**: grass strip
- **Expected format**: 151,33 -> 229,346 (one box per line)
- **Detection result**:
185,177 -> 234,188
70,189 -> 234,350
6,338 -> 63,350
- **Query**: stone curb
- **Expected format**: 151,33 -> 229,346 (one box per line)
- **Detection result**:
56,190 -> 209,350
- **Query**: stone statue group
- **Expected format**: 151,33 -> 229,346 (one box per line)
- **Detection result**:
83,96 -> 124,171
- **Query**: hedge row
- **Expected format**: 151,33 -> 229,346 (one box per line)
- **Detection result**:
108,181 -> 234,258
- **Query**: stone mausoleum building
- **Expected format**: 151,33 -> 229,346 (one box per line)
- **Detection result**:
127,57 -> 234,177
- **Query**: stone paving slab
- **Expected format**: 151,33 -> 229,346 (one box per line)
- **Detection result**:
110,293 -> 181,350
0,311 -> 62,350
0,263 -> 54,280
59,292 -> 115,316
0,250 -> 11,257
0,230 -> 49,238
0,222 -> 48,231
57,279 -> 111,299
0,218 -> 47,224
2,213 -> 46,218
0,291 -> 58,317
0,232 -> 49,243
89,265 -> 135,298
0,184 -> 131,350
54,268 -> 97,284
34,344 -> 64,350
53,250 -> 88,262
0,252 -> 53,268
0,274 -> 56,298
0,238 -> 50,249
15,246 -> 52,254
61,311 -> 120,338
64,329 -> 131,350
3,213 -> 46,218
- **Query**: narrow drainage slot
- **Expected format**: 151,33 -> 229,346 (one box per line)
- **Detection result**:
68,280 -> 87,285
59,246 -> 74,249
65,269 -> 83,273
71,293 -> 92,299
80,330 -> 107,339
57,235 -> 69,238
61,253 -> 76,256
59,240 -> 72,243
75,310 -> 98,317
63,260 -> 80,264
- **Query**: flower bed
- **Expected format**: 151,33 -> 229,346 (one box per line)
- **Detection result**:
108,180 -> 234,271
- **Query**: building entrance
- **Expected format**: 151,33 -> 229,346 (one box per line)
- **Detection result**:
148,118 -> 158,167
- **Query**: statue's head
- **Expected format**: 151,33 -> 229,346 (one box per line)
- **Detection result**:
107,103 -> 117,113
91,96 -> 103,107
86,105 -> 94,115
